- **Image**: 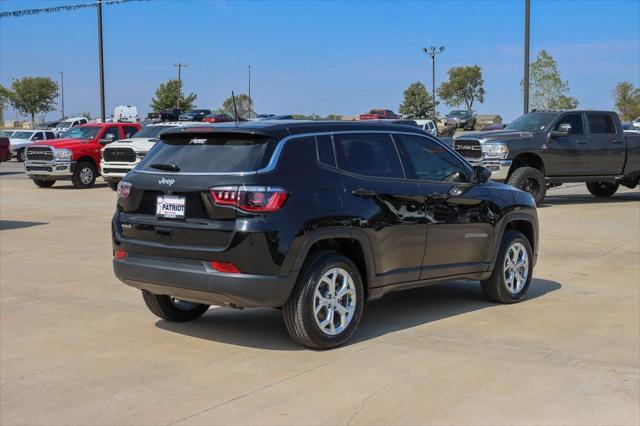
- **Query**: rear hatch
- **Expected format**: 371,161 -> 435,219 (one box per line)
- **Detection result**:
116,129 -> 277,252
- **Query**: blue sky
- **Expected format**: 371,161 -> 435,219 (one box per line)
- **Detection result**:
1,0 -> 639,122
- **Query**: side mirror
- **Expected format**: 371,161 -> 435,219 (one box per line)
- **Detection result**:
99,134 -> 116,145
550,123 -> 571,138
471,166 -> 492,184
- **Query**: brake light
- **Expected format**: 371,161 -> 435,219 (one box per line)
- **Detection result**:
114,249 -> 127,259
210,261 -> 240,273
209,186 -> 288,212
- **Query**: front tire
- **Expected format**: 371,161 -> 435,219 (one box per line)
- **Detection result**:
16,149 -> 26,162
284,251 -> 364,349
71,161 -> 97,189
141,291 -> 209,322
507,166 -> 546,205
481,230 -> 533,303
32,179 -> 55,188
586,181 -> 618,197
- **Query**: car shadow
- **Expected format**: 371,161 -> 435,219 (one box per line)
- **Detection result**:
0,220 -> 48,231
48,183 -> 110,190
540,190 -> 639,207
155,278 -> 561,351
0,171 -> 23,176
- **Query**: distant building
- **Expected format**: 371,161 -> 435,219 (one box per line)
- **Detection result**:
341,115 -> 359,121
476,114 -> 503,126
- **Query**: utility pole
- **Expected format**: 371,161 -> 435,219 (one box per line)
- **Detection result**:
173,63 -> 187,109
422,46 -> 445,120
248,65 -> 252,118
523,0 -> 531,114
97,0 -> 106,122
59,71 -> 65,120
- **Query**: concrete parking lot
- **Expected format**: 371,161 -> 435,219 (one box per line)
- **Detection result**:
1,160 -> 639,425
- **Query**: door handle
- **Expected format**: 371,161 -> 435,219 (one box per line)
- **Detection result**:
612,139 -> 624,144
428,192 -> 448,201
352,188 -> 376,197
576,140 -> 586,144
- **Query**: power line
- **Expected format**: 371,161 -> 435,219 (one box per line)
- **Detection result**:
0,0 -> 148,19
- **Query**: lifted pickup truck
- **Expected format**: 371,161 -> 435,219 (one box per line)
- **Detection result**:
453,110 -> 640,204
25,122 -> 140,189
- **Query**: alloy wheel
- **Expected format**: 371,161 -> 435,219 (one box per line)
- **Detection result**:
313,267 -> 356,336
503,241 -> 529,294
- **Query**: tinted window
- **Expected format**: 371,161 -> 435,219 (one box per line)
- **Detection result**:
45,132 -> 56,139
587,114 -> 616,134
506,112 -> 557,132
123,126 -> 138,138
138,134 -> 271,173
132,125 -> 175,139
394,134 -> 467,182
31,132 -> 44,141
334,133 -> 404,178
102,127 -> 120,141
316,135 -> 336,167
556,114 -> 584,135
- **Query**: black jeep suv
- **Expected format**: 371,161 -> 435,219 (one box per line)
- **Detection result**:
112,121 -> 539,349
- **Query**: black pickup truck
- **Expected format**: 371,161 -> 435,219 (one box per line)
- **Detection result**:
452,110 -> 640,204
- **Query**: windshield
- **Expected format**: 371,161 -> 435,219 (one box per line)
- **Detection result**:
506,113 -> 557,132
138,134 -> 272,173
0,130 -> 15,137
12,131 -> 34,139
61,126 -> 101,140
131,125 -> 175,139
448,110 -> 467,117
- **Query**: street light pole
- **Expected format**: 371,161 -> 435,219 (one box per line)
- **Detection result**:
248,65 -> 251,118
523,0 -> 531,114
173,63 -> 187,110
97,0 -> 106,122
59,71 -> 64,120
422,46 -> 445,120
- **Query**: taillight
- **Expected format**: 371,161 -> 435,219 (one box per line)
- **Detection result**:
210,261 -> 240,273
114,249 -> 127,259
117,181 -> 132,200
209,185 -> 288,212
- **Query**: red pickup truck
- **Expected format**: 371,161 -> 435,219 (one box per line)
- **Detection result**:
359,109 -> 399,120
25,122 -> 140,189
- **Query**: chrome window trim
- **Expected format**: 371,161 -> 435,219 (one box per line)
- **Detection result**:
132,129 -> 466,177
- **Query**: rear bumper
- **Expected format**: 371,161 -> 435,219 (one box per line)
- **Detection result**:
25,160 -> 75,179
113,253 -> 296,308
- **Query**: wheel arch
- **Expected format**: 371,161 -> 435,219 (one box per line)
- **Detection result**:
75,156 -> 99,175
508,152 -> 545,179
290,228 -> 376,299
489,212 -> 539,271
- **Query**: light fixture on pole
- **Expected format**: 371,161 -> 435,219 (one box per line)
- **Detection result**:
422,46 -> 445,120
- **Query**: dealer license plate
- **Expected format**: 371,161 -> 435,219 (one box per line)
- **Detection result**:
156,195 -> 186,219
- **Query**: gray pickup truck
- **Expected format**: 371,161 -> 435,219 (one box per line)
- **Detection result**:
452,110 -> 640,204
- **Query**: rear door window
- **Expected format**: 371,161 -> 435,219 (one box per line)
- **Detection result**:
334,133 -> 404,178
138,134 -> 273,173
587,114 -> 616,134
316,135 -> 336,167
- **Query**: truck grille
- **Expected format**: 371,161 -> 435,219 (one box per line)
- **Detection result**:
103,147 -> 136,163
453,139 -> 483,160
26,146 -> 53,161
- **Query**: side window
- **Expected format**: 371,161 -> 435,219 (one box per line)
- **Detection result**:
587,114 -> 616,134
394,134 -> 468,182
316,135 -> 336,167
334,133 -> 404,179
102,127 -> 120,142
31,132 -> 43,141
556,114 -> 584,135
45,132 -> 55,139
79,119 -> 87,125
123,126 -> 138,138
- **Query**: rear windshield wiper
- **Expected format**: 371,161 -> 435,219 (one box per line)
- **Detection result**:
150,163 -> 180,172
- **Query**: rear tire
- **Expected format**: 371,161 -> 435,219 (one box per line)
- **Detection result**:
283,251 -> 364,349
507,166 -> 546,205
32,179 -> 55,188
481,230 -> 533,304
71,161 -> 97,189
586,181 -> 618,197
107,182 -> 119,191
141,291 -> 209,322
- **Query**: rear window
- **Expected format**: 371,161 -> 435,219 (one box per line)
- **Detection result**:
137,134 -> 273,173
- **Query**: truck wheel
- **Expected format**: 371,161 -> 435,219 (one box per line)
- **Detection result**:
32,179 -> 55,188
586,182 -> 618,197
507,167 -> 546,205
107,182 -> 119,191
142,291 -> 209,322
16,149 -> 26,162
481,230 -> 533,304
283,251 -> 364,349
71,161 -> 97,189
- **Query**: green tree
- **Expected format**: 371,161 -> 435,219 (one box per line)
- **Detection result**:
437,65 -> 485,112
325,114 -> 343,120
523,50 -> 578,110
10,76 -> 59,123
0,84 -> 13,109
221,94 -> 252,118
399,81 -> 436,118
612,81 -> 640,120
150,79 -> 197,112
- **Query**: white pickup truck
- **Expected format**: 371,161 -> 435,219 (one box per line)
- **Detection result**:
100,122 -> 198,190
